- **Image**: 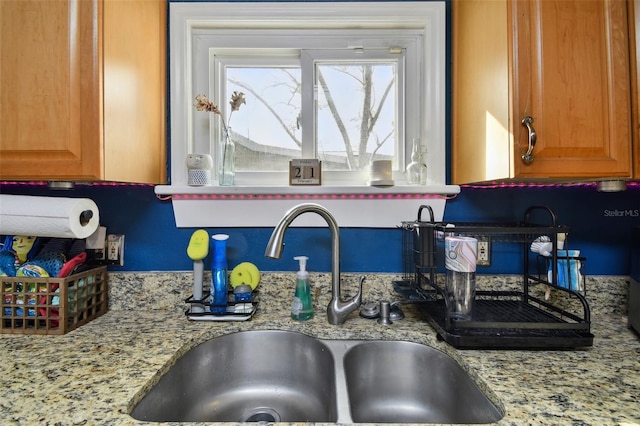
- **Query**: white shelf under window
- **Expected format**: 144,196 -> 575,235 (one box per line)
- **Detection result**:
155,184 -> 459,196
155,184 -> 460,228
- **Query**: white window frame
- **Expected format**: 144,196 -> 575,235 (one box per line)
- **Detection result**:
156,2 -> 459,228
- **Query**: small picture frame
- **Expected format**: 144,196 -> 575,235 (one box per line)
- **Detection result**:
289,159 -> 322,185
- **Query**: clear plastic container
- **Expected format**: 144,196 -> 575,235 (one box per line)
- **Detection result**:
444,236 -> 477,321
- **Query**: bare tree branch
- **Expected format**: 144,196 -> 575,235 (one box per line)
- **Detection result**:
358,65 -> 373,168
332,65 -> 394,167
317,70 -> 356,170
370,129 -> 394,158
230,78 -> 302,148
369,78 -> 394,133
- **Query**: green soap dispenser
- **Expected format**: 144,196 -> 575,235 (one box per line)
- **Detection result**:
292,256 -> 314,321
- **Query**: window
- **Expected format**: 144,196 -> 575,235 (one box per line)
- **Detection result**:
211,40 -> 411,185
157,2 -> 459,228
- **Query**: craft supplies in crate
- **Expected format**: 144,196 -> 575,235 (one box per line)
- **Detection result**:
398,205 -> 593,349
1,266 -> 108,335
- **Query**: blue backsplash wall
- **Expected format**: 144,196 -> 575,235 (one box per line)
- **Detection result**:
1,183 -> 638,275
2,0 -> 638,276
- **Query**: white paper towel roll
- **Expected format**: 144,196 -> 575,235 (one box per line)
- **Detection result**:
0,195 -> 100,239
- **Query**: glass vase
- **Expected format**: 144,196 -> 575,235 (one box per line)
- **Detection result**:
219,127 -> 235,186
406,137 -> 427,185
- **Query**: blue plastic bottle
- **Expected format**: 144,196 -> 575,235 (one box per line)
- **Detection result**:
210,234 -> 229,314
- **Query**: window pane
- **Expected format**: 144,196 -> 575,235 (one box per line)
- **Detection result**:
316,62 -> 397,171
226,67 -> 302,171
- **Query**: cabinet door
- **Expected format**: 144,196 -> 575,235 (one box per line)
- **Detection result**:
511,0 -> 632,178
452,0 -> 511,184
103,0 -> 166,184
631,0 -> 640,179
0,0 -> 102,180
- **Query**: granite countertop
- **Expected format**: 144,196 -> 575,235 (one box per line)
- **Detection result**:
1,273 -> 640,425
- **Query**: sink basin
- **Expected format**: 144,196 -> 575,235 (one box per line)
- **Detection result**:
131,330 -> 503,424
342,340 -> 503,424
130,330 -> 337,422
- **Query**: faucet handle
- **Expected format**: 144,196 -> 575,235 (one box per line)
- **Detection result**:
329,275 -> 365,325
350,275 -> 366,305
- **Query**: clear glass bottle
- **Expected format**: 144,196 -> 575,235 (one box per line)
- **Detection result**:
406,137 -> 427,185
219,127 -> 235,186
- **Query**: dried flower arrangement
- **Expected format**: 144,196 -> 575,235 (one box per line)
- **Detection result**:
195,92 -> 246,185
194,91 -> 246,135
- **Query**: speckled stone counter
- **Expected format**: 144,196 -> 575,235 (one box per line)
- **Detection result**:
1,273 -> 639,425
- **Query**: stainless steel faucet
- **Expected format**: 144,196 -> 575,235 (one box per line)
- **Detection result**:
265,203 -> 364,325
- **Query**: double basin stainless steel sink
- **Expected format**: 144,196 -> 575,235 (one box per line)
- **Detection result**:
130,330 -> 503,424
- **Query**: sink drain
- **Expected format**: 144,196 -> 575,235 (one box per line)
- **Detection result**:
242,407 -> 281,423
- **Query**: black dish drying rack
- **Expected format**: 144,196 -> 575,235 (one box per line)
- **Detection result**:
398,205 -> 593,349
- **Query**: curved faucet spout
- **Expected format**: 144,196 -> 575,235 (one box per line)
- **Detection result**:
264,203 -> 363,325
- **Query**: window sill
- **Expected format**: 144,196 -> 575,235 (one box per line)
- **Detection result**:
154,184 -> 459,196
155,184 -> 460,228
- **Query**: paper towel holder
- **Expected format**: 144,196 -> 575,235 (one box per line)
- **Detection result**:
80,210 -> 94,226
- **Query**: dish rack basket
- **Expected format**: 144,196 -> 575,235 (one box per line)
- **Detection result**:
398,205 -> 593,349
1,266 -> 108,335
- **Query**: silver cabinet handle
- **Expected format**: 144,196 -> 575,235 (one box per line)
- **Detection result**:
521,116 -> 536,164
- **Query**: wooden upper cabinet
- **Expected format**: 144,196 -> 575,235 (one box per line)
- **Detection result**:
631,0 -> 640,179
0,0 -> 166,184
453,0 -> 633,184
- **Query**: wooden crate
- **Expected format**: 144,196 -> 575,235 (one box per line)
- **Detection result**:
1,266 -> 108,335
